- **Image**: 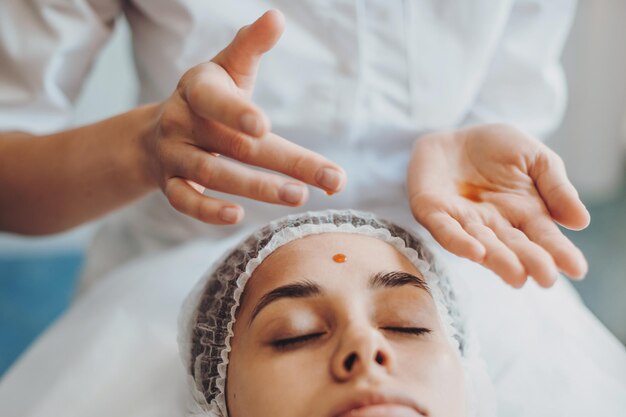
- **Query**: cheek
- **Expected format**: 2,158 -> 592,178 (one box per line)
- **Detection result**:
396,342 -> 467,417
227,349 -> 330,417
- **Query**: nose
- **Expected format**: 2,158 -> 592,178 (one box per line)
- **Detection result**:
330,325 -> 394,382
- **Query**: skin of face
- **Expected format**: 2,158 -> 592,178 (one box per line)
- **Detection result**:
226,233 -> 467,417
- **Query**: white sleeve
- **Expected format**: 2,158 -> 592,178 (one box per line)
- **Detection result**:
463,0 -> 577,138
0,0 -> 123,134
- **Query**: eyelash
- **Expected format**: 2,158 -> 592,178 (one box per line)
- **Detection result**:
270,327 -> 431,350
383,327 -> 431,336
271,332 -> 326,350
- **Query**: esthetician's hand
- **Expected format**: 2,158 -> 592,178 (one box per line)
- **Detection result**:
407,124 -> 590,288
144,10 -> 346,224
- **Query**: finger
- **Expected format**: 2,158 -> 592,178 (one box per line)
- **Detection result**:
172,147 -> 309,206
520,217 -> 588,279
251,132 -> 347,193
212,10 -> 285,91
184,73 -> 269,137
531,148 -> 590,230
492,220 -> 559,288
164,177 -> 243,225
418,211 -> 486,262
203,126 -> 347,193
464,222 -> 527,287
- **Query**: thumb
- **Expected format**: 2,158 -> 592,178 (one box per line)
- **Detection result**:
531,147 -> 591,231
212,10 -> 285,91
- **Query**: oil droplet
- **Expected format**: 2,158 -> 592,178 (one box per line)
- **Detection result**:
457,181 -> 495,203
325,190 -> 335,196
332,253 -> 347,263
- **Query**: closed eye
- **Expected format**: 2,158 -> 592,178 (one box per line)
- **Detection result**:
271,332 -> 326,350
382,327 -> 431,336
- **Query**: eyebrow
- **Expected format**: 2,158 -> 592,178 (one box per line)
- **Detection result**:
249,280 -> 322,326
248,271 -> 430,326
369,271 -> 430,294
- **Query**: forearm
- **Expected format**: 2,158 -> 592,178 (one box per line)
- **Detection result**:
0,103 -> 160,235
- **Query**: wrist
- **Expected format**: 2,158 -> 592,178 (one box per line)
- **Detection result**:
132,102 -> 162,192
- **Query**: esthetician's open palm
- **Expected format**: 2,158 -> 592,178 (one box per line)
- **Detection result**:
146,10 -> 345,224
408,124 -> 590,288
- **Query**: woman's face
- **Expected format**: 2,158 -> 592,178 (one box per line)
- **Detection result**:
227,233 -> 466,417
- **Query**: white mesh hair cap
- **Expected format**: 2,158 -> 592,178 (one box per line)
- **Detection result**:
178,209 -> 496,417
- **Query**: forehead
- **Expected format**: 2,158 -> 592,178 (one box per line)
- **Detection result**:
247,232 -> 423,294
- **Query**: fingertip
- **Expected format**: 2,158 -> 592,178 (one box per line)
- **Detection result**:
252,9 -> 286,52
568,254 -> 589,280
263,9 -> 286,28
558,201 -> 590,231
215,10 -> 285,88
316,167 -> 347,193
298,188 -> 311,206
531,273 -> 557,289
570,207 -> 591,231
279,182 -> 309,206
553,242 -> 588,280
551,193 -> 591,231
533,268 -> 559,288
530,254 -> 561,289
499,261 -> 528,289
335,166 -> 348,192
219,205 -> 244,224
508,274 -> 528,289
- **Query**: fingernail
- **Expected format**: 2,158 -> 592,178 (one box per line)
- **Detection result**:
240,112 -> 263,137
219,206 -> 241,224
316,167 -> 343,191
279,183 -> 306,205
185,180 -> 205,194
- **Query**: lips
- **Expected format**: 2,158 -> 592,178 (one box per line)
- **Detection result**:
331,390 -> 428,417
337,403 -> 424,417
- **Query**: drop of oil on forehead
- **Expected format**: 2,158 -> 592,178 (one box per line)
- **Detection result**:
332,253 -> 347,263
